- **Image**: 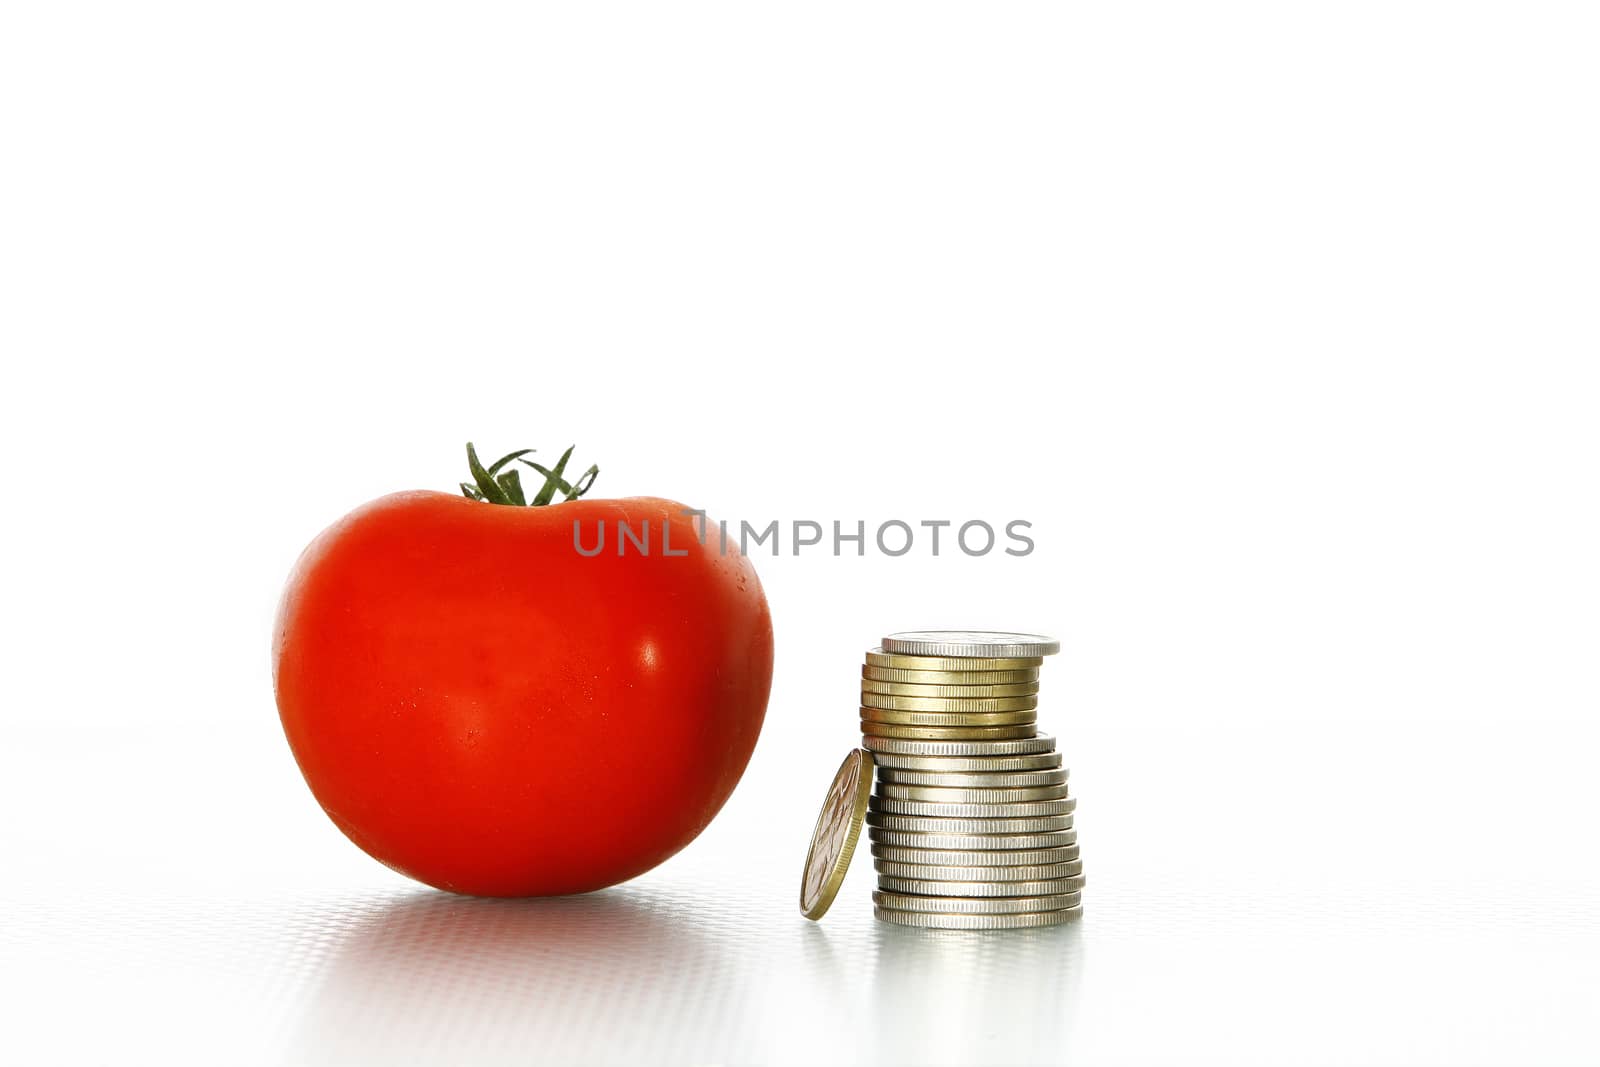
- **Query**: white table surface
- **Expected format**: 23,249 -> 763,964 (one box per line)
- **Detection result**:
5,718 -> 1595,1066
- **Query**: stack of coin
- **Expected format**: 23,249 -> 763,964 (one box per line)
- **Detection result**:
859,631 -> 1082,929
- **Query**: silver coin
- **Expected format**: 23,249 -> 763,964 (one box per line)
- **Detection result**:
873,890 -> 1083,915
869,795 -> 1077,819
870,842 -> 1080,866
862,665 -> 1041,684
877,783 -> 1069,804
874,906 -> 1083,929
861,732 -> 1058,757
877,874 -> 1087,897
873,859 -> 1084,881
876,768 -> 1068,788
881,631 -> 1061,658
865,811 -> 1075,834
870,750 -> 1064,773
867,827 -> 1077,850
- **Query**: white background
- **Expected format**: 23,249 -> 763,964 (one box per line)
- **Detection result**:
2,2 -> 1598,1064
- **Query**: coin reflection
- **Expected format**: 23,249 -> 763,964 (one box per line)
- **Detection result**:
868,918 -> 1085,1066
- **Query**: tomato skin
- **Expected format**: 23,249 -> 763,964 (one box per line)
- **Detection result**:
272,491 -> 773,896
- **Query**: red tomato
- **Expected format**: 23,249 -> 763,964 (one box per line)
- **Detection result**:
272,491 -> 773,896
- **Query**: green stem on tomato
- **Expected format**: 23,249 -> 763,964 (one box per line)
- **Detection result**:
460,443 -> 600,506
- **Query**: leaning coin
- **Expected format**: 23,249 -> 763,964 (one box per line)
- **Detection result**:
861,723 -> 1039,741
877,783 -> 1069,804
860,708 -> 1037,727
869,750 -> 1063,772
861,680 -> 1041,698
865,648 -> 1044,671
863,666 -> 1040,685
876,768 -> 1068,788
798,749 -> 874,920
870,843 -> 1080,866
874,859 -> 1084,881
880,631 -> 1061,659
860,694 -> 1039,713
867,827 -> 1077,850
860,733 -> 1057,757
876,875 -> 1087,898
865,812 -> 1074,834
870,796 -> 1077,818
873,890 -> 1083,915
874,906 -> 1083,929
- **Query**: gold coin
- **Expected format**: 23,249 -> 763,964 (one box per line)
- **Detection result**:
877,783 -> 1069,804
859,707 -> 1037,727
860,723 -> 1039,741
861,680 -> 1040,698
865,648 -> 1044,671
860,694 -> 1039,713
873,906 -> 1084,929
862,665 -> 1040,685
798,749 -> 873,920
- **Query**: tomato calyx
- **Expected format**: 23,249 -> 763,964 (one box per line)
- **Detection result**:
460,443 -> 600,506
